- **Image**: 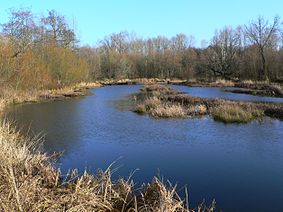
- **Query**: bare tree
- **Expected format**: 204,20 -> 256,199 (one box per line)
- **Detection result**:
245,16 -> 280,80
171,34 -> 188,51
1,8 -> 37,57
206,27 -> 240,79
41,10 -> 76,47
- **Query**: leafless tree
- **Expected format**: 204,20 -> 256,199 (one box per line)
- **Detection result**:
41,10 -> 76,47
206,27 -> 240,79
1,8 -> 37,57
245,16 -> 280,80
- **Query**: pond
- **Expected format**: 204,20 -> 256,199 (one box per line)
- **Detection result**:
6,85 -> 283,212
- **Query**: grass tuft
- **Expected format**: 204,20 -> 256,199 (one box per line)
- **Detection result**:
212,104 -> 263,123
150,104 -> 186,118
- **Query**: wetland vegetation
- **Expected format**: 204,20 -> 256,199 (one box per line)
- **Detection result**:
1,6 -> 283,212
133,84 -> 282,123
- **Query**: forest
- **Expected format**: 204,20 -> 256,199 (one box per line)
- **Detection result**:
1,8 -> 283,92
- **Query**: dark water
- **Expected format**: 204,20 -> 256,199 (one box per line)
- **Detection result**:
171,85 -> 283,103
6,85 -> 283,212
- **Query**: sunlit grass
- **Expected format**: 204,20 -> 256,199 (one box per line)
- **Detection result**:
212,104 -> 264,123
0,120 -> 215,211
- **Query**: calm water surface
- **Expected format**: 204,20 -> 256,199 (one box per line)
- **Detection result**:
7,85 -> 283,212
171,84 -> 283,103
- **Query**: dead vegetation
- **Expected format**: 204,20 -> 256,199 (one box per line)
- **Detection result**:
0,82 -> 101,114
212,104 -> 263,123
134,84 -> 283,123
0,120 -> 215,211
174,79 -> 283,98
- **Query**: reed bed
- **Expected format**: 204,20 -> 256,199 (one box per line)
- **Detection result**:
0,82 -> 101,114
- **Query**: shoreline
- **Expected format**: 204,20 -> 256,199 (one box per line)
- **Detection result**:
2,78 -> 282,117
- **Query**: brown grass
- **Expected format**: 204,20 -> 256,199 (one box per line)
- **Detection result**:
212,105 -> 253,123
134,84 -> 282,123
0,82 -> 101,113
212,79 -> 235,87
0,87 -> 39,113
0,120 -> 215,211
142,84 -> 178,95
150,104 -> 186,118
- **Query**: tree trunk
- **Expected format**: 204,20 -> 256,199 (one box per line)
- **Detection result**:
260,48 -> 268,80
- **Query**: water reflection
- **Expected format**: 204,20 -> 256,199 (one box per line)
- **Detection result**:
6,85 -> 283,212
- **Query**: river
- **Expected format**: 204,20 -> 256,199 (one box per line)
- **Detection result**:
6,85 -> 283,211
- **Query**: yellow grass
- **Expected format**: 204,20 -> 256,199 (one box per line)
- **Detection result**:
0,82 -> 101,113
213,79 -> 235,87
150,104 -> 186,118
212,104 -> 263,123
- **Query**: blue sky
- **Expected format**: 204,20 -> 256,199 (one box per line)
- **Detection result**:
1,0 -> 282,46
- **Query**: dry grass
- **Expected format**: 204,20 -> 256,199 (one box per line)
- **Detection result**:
0,120 -> 215,211
150,104 -> 186,118
212,104 -> 263,123
0,82 -> 101,114
0,87 -> 39,113
142,84 -> 177,95
213,79 -> 235,87
135,104 -> 147,114
234,81 -> 283,97
144,97 -> 162,109
187,104 -> 207,116
134,84 -> 281,123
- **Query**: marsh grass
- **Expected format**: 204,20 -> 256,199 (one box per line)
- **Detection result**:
0,82 -> 101,114
212,104 -> 264,123
150,104 -> 186,118
213,79 -> 235,87
0,120 -> 215,211
234,81 -> 283,97
134,84 -> 279,123
0,87 -> 39,113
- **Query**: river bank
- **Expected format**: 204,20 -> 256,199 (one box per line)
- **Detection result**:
2,78 -> 282,114
0,78 -> 166,114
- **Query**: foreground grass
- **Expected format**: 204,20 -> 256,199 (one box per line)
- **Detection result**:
0,120 -> 215,211
134,84 -> 282,123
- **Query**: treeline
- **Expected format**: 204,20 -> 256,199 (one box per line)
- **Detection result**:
84,16 -> 283,81
1,9 -> 283,91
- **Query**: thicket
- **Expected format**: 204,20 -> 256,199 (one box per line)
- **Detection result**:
1,9 -> 283,92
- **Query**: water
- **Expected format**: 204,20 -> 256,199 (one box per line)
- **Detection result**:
6,85 -> 283,211
171,85 -> 283,103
